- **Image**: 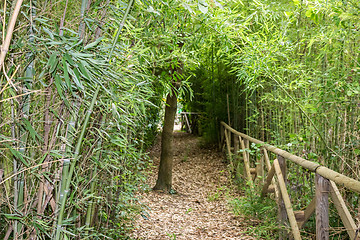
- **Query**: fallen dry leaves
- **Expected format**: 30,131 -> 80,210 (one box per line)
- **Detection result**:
131,132 -> 257,240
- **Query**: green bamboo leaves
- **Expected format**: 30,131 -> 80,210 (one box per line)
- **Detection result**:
108,0 -> 134,61
198,0 -> 208,14
84,37 -> 103,50
1,0 -> 156,238
55,86 -> 100,240
184,2 -> 360,237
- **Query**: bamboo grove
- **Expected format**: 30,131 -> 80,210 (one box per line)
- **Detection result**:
0,0 -> 160,239
183,0 -> 360,237
1,0 -> 360,239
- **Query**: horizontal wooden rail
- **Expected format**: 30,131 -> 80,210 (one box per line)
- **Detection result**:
220,122 -> 360,239
221,121 -> 360,193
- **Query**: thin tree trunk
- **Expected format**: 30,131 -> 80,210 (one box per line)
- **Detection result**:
153,90 -> 177,192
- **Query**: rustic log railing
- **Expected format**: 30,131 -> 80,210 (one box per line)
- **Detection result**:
220,121 -> 360,240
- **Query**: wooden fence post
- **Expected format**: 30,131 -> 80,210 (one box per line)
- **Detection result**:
316,173 -> 330,240
244,138 -> 250,164
233,134 -> 239,157
233,134 -> 240,179
329,181 -> 357,239
219,122 -> 360,240
219,124 -> 224,151
228,130 -> 232,149
257,154 -> 264,183
224,130 -> 232,160
274,159 -> 301,240
277,155 -> 288,239
244,138 -> 249,155
278,155 -> 287,184
240,137 -> 252,183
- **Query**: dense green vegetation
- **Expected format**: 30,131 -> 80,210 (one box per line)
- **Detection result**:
1,0 -> 359,239
0,0 -> 157,239
183,0 -> 360,238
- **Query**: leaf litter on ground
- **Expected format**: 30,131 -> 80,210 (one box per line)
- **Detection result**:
132,132 -> 258,240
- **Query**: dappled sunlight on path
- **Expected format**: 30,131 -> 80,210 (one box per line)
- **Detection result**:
132,132 -> 256,239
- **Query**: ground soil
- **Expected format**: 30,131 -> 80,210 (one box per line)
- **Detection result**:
132,132 -> 256,240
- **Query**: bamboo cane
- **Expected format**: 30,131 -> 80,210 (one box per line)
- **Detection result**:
17,2 -> 36,238
108,0 -> 134,61
0,0 -> 24,69
55,86 -> 100,240
85,115 -> 105,235
79,0 -> 88,39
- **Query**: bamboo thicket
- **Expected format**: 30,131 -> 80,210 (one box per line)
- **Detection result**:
0,0 -> 157,239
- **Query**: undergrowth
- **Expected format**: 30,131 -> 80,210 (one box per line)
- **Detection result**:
229,185 -> 281,239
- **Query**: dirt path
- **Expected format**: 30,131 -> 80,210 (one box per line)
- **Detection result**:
132,132 -> 255,239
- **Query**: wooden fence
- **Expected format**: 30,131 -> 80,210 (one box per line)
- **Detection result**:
220,121 -> 360,240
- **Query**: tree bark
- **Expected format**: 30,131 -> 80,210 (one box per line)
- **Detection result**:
153,90 -> 177,192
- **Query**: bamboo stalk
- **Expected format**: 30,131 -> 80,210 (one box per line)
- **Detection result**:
52,0 -> 77,235
37,82 -> 51,213
53,102 -> 79,233
59,0 -> 68,36
79,0 -> 88,39
19,3 -> 37,239
55,86 -> 100,240
227,93 -> 230,125
0,0 -> 24,69
108,0 -> 134,61
85,115 -> 105,235
10,97 -> 19,239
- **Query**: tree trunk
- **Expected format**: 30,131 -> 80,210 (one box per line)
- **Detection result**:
153,90 -> 177,192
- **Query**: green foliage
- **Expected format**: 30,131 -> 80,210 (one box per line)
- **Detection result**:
207,185 -> 229,202
229,187 -> 280,239
166,232 -> 177,240
1,0 -> 360,238
183,0 -> 360,237
0,0 -> 157,238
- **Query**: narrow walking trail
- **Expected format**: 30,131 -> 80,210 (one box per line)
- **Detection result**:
132,132 -> 256,239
